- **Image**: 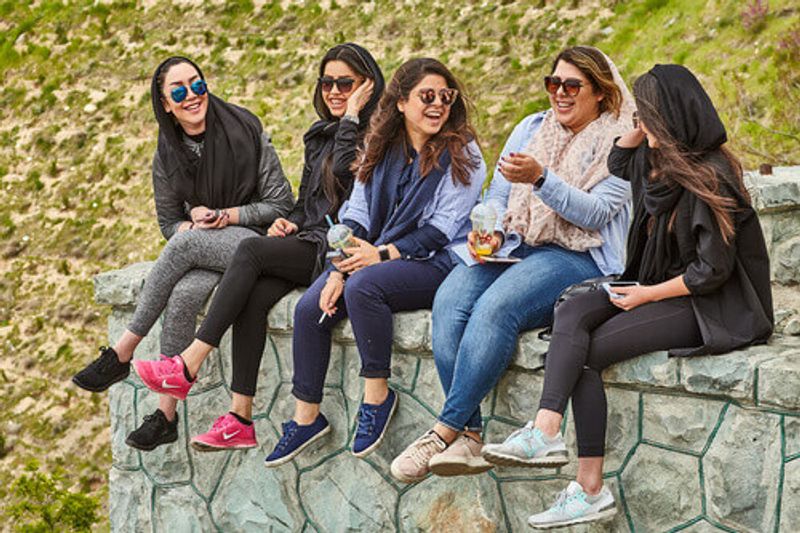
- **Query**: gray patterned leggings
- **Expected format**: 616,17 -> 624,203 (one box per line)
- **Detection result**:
127,226 -> 258,355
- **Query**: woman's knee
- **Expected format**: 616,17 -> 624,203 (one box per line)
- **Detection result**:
342,269 -> 381,308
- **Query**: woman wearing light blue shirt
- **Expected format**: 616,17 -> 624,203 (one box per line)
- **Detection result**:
263,58 -> 485,467
391,46 -> 636,483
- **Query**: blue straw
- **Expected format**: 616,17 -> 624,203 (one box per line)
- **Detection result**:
325,215 -> 334,228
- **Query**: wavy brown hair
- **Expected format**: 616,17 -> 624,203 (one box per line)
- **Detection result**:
552,46 -> 622,117
356,58 -> 479,185
633,73 -> 747,244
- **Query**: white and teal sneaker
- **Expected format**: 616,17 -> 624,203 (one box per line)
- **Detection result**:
528,481 -> 617,529
481,422 -> 568,467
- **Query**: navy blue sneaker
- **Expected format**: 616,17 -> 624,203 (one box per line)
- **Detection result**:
264,414 -> 330,468
352,389 -> 398,458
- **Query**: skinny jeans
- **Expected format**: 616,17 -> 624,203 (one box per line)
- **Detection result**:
433,244 -> 602,433
195,235 -> 317,396
291,260 -> 447,404
540,289 -> 702,457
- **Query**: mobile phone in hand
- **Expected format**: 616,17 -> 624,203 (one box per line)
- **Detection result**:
602,281 -> 639,299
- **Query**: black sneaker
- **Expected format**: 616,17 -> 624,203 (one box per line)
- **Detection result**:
125,410 -> 179,451
72,346 -> 130,392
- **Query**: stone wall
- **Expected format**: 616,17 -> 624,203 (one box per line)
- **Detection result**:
98,168 -> 800,532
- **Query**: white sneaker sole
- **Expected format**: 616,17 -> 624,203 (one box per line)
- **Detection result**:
527,507 -> 617,529
429,455 -> 494,477
190,439 -> 258,452
264,424 -> 332,468
351,392 -> 398,459
482,449 -> 568,468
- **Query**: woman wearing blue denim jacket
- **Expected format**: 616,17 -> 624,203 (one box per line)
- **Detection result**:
391,46 -> 635,483
263,58 -> 486,468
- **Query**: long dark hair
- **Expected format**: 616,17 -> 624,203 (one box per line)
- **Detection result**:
314,44 -> 381,208
634,73 -> 747,244
357,58 -> 479,186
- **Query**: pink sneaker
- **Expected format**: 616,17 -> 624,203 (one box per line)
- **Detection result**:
191,413 -> 257,451
132,355 -> 195,400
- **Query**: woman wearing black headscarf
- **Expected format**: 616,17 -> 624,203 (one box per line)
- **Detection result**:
72,56 -> 294,450
481,65 -> 773,529
132,43 -> 385,452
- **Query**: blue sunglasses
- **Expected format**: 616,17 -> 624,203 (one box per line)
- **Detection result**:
170,79 -> 208,103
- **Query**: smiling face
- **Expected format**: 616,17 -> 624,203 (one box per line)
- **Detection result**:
321,60 -> 364,118
397,74 -> 452,151
161,62 -> 208,135
549,60 -> 604,134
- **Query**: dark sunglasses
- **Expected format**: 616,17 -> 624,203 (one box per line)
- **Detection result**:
318,76 -> 357,94
416,88 -> 459,106
170,79 -> 208,103
544,76 -> 584,97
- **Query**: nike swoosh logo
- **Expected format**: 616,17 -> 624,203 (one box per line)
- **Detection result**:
223,431 -> 240,440
161,379 -> 181,389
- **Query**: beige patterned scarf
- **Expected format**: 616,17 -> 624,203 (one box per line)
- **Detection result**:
503,50 -> 636,251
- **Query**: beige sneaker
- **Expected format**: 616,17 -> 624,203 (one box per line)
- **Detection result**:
429,435 -> 494,477
390,430 -> 448,483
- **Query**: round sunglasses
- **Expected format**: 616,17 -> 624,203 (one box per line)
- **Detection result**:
416,88 -> 459,107
318,76 -> 357,94
543,76 -> 584,97
170,79 -> 208,103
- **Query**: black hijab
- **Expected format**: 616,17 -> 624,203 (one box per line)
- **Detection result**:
299,43 -> 385,220
151,56 -> 262,209
632,64 -> 728,284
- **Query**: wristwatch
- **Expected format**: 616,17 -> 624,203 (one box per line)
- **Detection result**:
533,169 -> 547,189
378,245 -> 391,262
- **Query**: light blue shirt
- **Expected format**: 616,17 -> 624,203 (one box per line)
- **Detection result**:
453,112 -> 631,275
339,140 -> 486,259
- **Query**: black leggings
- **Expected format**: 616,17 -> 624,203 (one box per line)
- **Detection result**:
539,289 -> 702,457
195,235 -> 317,396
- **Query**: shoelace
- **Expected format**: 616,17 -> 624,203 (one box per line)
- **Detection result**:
275,422 -> 298,453
93,347 -> 119,374
355,406 -> 378,438
408,434 -> 444,468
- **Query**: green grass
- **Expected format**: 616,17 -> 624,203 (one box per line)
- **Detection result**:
0,0 -> 796,528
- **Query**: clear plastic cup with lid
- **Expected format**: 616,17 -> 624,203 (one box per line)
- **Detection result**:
470,203 -> 497,257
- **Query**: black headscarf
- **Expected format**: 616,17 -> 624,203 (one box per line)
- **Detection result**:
632,64 -> 728,284
151,56 -> 262,209
299,43 -> 385,222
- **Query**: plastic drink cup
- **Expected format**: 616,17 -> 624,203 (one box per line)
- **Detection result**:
470,203 -> 497,257
326,224 -> 353,251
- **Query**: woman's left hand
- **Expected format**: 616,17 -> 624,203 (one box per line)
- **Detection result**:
609,285 -> 654,311
338,237 -> 380,273
498,153 -> 544,184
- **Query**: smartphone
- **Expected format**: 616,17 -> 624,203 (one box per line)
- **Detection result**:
602,281 -> 639,299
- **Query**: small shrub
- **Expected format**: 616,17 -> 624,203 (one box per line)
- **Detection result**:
4,461 -> 100,532
741,0 -> 768,32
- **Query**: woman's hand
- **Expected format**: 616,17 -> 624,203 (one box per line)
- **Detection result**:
498,153 -> 544,184
609,284 -> 655,311
338,237 -> 380,273
319,272 -> 345,316
346,79 -> 375,117
616,128 -> 646,149
467,230 -> 503,263
267,217 -> 299,237
195,210 -> 230,230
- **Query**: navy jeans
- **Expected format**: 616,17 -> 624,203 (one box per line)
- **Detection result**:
432,244 -> 602,432
292,260 -> 447,404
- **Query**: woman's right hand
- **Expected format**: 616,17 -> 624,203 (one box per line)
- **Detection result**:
616,128 -> 646,148
319,272 -> 345,316
467,230 -> 502,263
190,205 -> 212,223
267,218 -> 299,237
345,79 -> 375,117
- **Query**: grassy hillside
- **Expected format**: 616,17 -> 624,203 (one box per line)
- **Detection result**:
0,0 -> 797,528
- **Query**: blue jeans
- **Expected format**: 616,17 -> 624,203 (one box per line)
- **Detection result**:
432,244 -> 602,432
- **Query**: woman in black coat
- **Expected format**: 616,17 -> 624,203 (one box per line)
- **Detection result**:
132,43 -> 384,451
481,64 -> 773,529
